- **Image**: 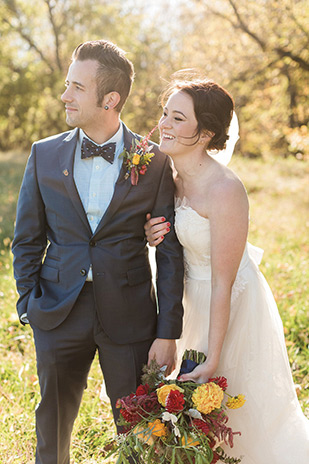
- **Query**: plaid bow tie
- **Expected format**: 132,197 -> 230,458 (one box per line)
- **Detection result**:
81,138 -> 116,164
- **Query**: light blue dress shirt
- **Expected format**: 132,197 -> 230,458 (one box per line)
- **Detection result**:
74,123 -> 124,280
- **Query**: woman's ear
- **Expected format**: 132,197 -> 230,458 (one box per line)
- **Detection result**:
103,91 -> 121,110
199,130 -> 214,145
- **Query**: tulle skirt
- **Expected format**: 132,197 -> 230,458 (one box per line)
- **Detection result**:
174,258 -> 309,463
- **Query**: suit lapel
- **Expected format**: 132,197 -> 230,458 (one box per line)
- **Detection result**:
57,128 -> 92,234
92,123 -> 136,236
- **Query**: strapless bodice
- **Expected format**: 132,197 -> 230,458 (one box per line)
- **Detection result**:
175,197 -> 263,289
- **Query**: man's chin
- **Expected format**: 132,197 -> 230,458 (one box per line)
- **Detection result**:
65,115 -> 79,128
66,119 -> 78,128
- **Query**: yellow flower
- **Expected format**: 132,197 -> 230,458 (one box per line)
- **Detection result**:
226,394 -> 246,409
192,382 -> 224,415
157,384 -> 184,407
132,154 -> 141,165
149,419 -> 167,437
133,425 -> 154,445
181,435 -> 200,448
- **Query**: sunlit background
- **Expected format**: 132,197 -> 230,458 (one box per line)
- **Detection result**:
0,0 -> 308,157
0,1 -> 308,462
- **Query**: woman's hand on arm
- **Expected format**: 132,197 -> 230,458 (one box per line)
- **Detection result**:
144,213 -> 171,246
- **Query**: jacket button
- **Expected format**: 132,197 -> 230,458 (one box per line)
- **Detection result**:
80,269 -> 87,276
89,240 -> 96,247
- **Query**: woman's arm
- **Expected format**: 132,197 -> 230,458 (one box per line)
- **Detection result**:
180,176 -> 249,382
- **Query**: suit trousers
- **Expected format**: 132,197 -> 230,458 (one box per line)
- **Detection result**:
31,282 -> 153,464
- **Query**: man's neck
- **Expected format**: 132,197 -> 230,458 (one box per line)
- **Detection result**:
82,117 -> 121,145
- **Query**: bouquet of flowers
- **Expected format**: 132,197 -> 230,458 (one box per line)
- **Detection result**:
107,350 -> 245,464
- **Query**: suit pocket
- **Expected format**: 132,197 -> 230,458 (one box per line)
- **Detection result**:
40,264 -> 59,282
127,265 -> 152,286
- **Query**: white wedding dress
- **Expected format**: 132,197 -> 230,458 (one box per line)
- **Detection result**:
173,197 -> 309,464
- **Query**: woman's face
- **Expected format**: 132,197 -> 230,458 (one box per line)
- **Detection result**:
159,90 -> 200,157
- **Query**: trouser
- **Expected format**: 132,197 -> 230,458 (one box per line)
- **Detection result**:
31,282 -> 153,464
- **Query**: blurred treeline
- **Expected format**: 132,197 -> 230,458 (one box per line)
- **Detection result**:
0,0 -> 308,157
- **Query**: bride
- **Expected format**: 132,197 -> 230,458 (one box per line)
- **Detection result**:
144,78 -> 309,463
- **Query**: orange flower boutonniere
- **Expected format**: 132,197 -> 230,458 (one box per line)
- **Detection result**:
122,126 -> 157,186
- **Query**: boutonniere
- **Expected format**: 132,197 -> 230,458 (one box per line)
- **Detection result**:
122,126 -> 157,186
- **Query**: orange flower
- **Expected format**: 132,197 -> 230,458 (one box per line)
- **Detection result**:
132,154 -> 141,165
133,425 -> 154,445
181,435 -> 200,448
149,419 -> 167,437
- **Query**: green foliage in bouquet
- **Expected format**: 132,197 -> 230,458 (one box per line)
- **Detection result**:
107,350 -> 245,464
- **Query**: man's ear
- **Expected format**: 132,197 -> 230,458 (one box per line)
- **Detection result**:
103,91 -> 121,110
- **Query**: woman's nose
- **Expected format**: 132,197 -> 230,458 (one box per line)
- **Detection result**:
160,116 -> 171,129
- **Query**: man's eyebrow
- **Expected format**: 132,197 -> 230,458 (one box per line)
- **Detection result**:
65,79 -> 86,88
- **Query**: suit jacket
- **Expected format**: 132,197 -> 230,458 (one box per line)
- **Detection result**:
12,123 -> 184,344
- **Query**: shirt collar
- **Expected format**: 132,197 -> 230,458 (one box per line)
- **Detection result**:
79,122 -> 124,147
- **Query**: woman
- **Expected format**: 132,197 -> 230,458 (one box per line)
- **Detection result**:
144,79 -> 309,463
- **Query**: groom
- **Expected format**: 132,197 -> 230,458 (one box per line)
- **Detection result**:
12,39 -> 184,463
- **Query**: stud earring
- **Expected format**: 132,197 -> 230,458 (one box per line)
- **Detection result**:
104,105 -> 109,110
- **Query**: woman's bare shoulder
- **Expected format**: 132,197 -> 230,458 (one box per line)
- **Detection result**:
206,164 -> 248,214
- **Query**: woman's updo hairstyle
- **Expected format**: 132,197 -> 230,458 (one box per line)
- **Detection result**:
162,78 -> 234,151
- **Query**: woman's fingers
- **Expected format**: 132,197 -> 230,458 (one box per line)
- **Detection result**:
144,214 -> 169,230
144,213 -> 171,246
148,235 -> 165,247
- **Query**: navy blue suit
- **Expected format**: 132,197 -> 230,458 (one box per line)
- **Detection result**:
12,123 -> 184,464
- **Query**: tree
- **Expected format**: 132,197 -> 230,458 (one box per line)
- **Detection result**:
180,0 -> 309,156
0,0 -> 177,149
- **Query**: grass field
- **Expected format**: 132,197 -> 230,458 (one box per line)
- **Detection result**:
0,151 -> 308,463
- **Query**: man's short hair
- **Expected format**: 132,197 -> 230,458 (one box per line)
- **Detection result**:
72,40 -> 134,112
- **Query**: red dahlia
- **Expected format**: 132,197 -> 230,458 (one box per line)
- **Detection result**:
166,390 -> 185,413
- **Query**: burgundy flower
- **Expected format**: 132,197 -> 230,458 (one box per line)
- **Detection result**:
136,384 -> 150,396
165,390 -> 185,413
209,376 -> 228,391
120,408 -> 140,425
192,419 -> 210,435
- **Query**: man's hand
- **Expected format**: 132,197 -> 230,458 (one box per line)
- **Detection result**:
147,338 -> 177,376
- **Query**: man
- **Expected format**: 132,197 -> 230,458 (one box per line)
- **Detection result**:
12,40 -> 184,464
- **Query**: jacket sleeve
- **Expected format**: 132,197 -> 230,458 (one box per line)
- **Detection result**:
151,155 -> 184,339
11,144 -> 47,321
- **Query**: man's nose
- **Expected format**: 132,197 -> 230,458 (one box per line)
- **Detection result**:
61,87 -> 72,103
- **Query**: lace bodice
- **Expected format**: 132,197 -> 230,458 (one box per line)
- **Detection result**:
175,197 -> 211,279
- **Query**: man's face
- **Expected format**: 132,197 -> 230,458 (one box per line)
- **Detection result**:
61,59 -> 103,132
